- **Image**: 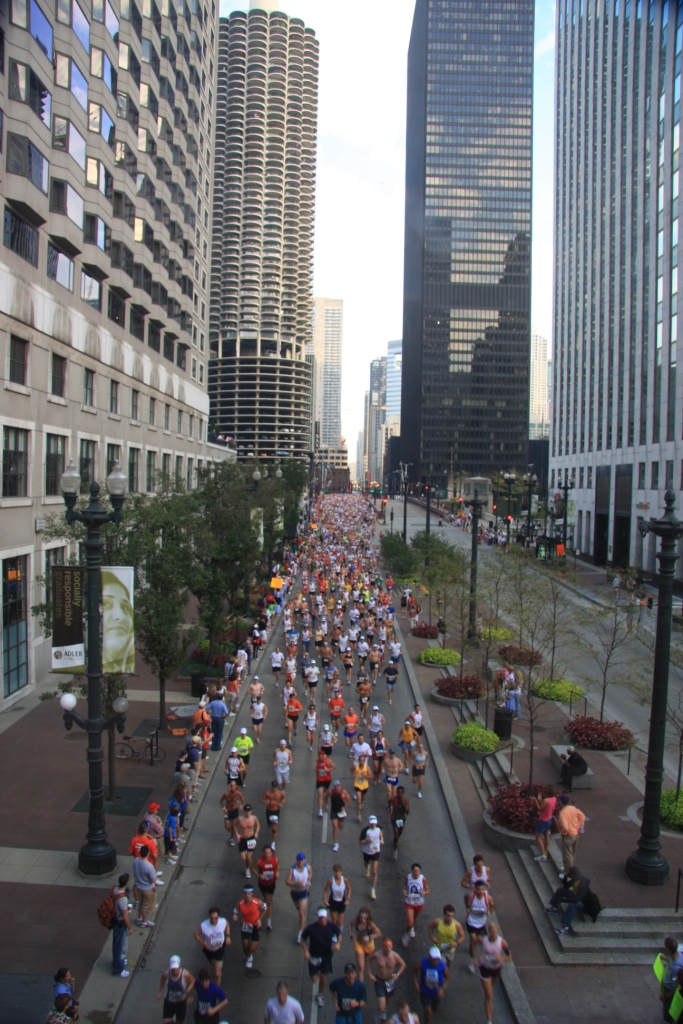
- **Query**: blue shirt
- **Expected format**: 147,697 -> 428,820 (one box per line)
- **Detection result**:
194,980 -> 226,1016
419,956 -> 447,996
206,700 -> 229,719
164,814 -> 177,840
329,977 -> 366,1024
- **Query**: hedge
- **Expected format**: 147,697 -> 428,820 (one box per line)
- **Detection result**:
531,679 -> 585,703
452,722 -> 499,752
418,647 -> 462,666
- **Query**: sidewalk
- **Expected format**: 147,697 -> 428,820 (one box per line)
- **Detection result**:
399,621 -> 674,1024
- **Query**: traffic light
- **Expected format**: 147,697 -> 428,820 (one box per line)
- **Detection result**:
506,514 -> 512,523
493,504 -> 497,512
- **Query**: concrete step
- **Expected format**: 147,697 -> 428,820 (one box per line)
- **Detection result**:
508,847 -> 682,964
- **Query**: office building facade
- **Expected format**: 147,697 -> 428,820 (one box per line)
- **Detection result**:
208,1 -> 318,461
0,0 -> 228,709
400,0 -> 533,487
386,339 -> 402,421
529,329 -> 549,439
551,0 -> 683,571
310,296 -> 342,448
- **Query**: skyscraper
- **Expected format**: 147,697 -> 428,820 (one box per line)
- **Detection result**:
310,297 -> 343,448
551,0 -> 682,569
400,0 -> 533,487
208,0 -> 319,460
0,0 -> 228,708
386,339 -> 402,422
529,329 -> 549,440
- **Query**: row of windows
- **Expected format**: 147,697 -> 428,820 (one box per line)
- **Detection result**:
7,336 -> 205,429
2,426 -> 204,498
550,459 -> 683,493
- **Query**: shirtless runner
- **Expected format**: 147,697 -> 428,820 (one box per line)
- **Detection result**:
260,781 -> 286,851
368,939 -> 407,1021
220,781 -> 245,847
235,804 -> 260,879
383,748 -> 405,810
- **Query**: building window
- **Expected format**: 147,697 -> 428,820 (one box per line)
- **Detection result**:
188,414 -> 194,438
88,101 -> 115,145
146,449 -> 155,492
587,467 -> 593,489
11,0 -> 53,59
90,47 -> 116,92
191,356 -> 197,379
45,433 -> 65,495
177,409 -> 183,435
175,454 -> 182,482
57,0 -> 90,53
46,243 -> 74,291
109,379 -> 118,414
92,0 -> 119,42
52,115 -> 85,169
9,335 -> 28,385
86,157 -> 112,197
6,133 -> 49,192
198,418 -> 203,441
131,388 -> 139,420
45,546 -> 65,607
3,427 -> 28,496
162,451 -> 170,479
81,272 -> 101,310
108,289 -> 126,325
50,179 -> 84,228
666,460 -> 674,490
106,442 -> 120,475
51,353 -> 66,397
128,447 -> 139,492
4,206 -> 38,266
652,462 -> 660,489
79,438 -> 96,492
186,456 -> 193,490
638,462 -> 646,489
199,363 -> 204,385
9,61 -> 51,127
163,334 -> 174,361
84,213 -> 109,250
55,53 -> 88,111
3,555 -> 29,697
83,368 -> 94,407
149,396 -> 155,425
164,403 -> 170,430
129,306 -> 145,341
148,322 -> 160,352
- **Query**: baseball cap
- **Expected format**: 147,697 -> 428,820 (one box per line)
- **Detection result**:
231,746 -> 238,752
169,955 -> 181,969
149,803 -> 161,812
240,728 -> 247,735
317,907 -> 328,917
333,779 -> 341,786
323,724 -> 331,731
344,963 -> 357,972
373,705 -> 379,710
280,739 -> 287,745
170,801 -> 180,811
296,852 -> 307,860
253,675 -> 259,680
244,804 -> 252,812
368,815 -> 378,824
429,946 -> 442,959
557,792 -> 571,804
389,748 -> 396,754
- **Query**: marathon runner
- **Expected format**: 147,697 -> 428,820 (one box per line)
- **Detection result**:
358,814 -> 383,900
315,748 -> 335,816
390,785 -> 410,857
194,907 -> 230,985
325,779 -> 352,853
273,739 -> 293,791
286,852 -> 312,944
256,844 -> 280,930
259,781 -> 286,850
427,905 -> 465,965
233,885 -> 266,970
323,863 -> 352,932
402,864 -> 430,948
235,804 -> 259,879
383,748 -> 405,810
219,780 -> 244,847
368,940 -> 406,1022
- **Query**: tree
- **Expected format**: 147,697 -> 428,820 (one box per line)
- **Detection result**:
380,533 -> 419,580
410,532 -> 457,625
575,590 -> 635,722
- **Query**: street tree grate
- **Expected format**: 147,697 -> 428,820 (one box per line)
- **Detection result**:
71,786 -> 153,816
132,718 -> 162,737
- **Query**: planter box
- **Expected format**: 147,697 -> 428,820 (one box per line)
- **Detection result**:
482,809 -> 535,852
451,741 -> 492,763
431,688 -> 473,707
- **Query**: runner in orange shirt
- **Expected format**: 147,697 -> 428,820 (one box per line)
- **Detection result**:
233,885 -> 267,970
344,707 -> 360,750
286,692 -> 303,746
329,692 -> 345,734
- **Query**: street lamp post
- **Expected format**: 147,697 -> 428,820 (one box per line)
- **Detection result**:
561,474 -> 574,560
426,485 -> 431,538
465,488 -> 487,645
390,508 -> 394,534
523,467 -> 537,547
625,491 -> 683,885
503,472 -> 516,544
59,458 -> 128,876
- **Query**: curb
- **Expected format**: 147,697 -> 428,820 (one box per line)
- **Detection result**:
392,614 -> 538,1024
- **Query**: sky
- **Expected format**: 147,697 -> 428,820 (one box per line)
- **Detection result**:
221,0 -> 558,448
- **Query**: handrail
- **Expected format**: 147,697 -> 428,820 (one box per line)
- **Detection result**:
147,728 -> 160,765
676,868 -> 683,913
479,740 -> 515,789
567,695 -> 588,718
626,744 -> 649,775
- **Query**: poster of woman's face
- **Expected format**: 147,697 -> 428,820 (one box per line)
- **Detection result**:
101,567 -> 135,674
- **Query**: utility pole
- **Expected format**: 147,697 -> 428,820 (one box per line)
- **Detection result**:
400,461 -> 412,544
466,488 -> 487,645
503,471 -> 516,544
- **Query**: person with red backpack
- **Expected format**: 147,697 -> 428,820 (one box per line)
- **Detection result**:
105,872 -> 133,977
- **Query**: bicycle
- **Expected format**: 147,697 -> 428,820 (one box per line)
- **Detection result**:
115,730 -> 166,764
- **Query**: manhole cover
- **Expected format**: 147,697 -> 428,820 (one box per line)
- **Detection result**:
245,968 -> 261,979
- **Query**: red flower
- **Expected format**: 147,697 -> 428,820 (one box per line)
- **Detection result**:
436,675 -> 485,699
410,624 -> 439,639
488,782 -> 545,833
497,645 -> 543,666
566,715 -> 634,750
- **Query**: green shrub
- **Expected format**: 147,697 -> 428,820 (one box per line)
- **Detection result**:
452,722 -> 499,752
531,679 -> 585,703
482,627 -> 514,643
660,789 -> 683,831
418,647 -> 462,666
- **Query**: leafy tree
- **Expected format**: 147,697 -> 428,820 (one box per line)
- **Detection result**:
575,589 -> 635,722
380,533 -> 419,580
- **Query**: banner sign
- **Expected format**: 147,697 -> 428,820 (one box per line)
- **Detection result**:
101,567 -> 135,674
52,566 -> 85,673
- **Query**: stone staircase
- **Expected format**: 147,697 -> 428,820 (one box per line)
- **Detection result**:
447,698 -> 681,964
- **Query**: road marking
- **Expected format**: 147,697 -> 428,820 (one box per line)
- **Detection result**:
310,984 -> 319,1024
322,811 -> 328,844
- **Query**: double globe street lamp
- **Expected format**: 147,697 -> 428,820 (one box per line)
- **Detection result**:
59,458 -> 129,876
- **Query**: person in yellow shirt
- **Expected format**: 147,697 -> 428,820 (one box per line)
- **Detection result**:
556,793 -> 586,875
427,904 -> 465,965
398,722 -> 417,774
235,729 -> 255,785
353,756 -> 373,821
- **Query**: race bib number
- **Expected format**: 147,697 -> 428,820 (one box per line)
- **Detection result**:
242,923 -> 255,934
309,957 -> 322,967
393,818 -> 404,828
337,809 -> 346,819
407,894 -> 422,906
269,814 -> 279,823
384,978 -> 396,994
247,838 -> 257,850
485,954 -> 499,969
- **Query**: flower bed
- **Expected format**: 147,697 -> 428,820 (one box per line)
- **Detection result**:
417,647 -> 461,666
497,645 -> 543,666
566,715 -> 635,750
531,679 -> 585,703
452,722 -> 499,752
488,782 -> 546,834
660,790 -> 683,831
410,624 -> 439,639
436,675 -> 485,699
483,627 -> 514,643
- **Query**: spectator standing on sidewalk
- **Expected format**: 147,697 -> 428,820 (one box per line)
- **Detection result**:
53,968 -> 78,1012
133,845 -> 158,927
207,694 -> 230,751
111,872 -> 132,977
45,995 -> 74,1024
144,802 -> 164,842
556,793 -> 586,876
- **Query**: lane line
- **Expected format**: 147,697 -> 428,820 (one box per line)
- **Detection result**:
322,810 -> 328,844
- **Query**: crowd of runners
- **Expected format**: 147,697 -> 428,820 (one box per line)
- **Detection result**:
46,494 -> 512,1024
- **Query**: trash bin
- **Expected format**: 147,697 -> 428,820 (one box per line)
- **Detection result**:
493,707 -> 514,741
191,673 -> 210,699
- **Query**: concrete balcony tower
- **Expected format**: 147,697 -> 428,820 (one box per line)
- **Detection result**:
209,0 -> 319,460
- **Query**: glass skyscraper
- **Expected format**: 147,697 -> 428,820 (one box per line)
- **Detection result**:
551,0 -> 683,570
400,0 -> 533,488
